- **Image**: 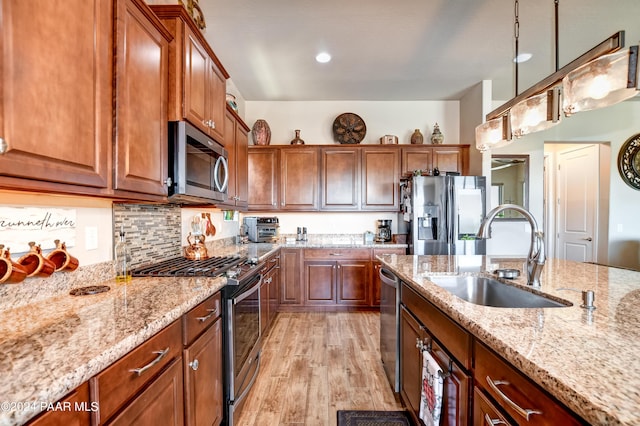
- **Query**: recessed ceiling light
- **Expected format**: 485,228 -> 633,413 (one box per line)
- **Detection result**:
316,52 -> 331,63
514,53 -> 533,63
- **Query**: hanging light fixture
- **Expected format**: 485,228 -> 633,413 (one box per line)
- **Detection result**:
511,86 -> 562,137
476,114 -> 512,152
562,45 -> 639,116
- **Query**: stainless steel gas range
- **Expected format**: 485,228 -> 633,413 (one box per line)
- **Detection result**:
132,255 -> 265,426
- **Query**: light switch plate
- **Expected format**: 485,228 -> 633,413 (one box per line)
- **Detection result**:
85,226 -> 98,250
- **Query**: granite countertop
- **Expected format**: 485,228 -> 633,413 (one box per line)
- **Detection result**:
0,243 -> 281,426
277,234 -> 406,249
377,254 -> 640,426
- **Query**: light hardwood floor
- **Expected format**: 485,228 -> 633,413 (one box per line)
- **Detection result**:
236,312 -> 404,426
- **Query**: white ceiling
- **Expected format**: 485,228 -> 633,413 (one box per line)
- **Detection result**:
200,0 -> 640,102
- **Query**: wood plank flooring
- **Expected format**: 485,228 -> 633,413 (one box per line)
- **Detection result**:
236,312 -> 404,426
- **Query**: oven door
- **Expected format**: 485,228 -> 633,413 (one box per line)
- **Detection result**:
169,121 -> 229,203
226,273 -> 262,423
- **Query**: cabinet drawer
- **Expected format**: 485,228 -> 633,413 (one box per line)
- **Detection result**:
475,342 -> 584,426
92,319 -> 182,423
304,248 -> 371,260
182,292 -> 221,346
401,284 -> 472,369
473,387 -> 514,426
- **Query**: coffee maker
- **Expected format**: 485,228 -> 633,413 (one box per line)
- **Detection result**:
375,219 -> 392,242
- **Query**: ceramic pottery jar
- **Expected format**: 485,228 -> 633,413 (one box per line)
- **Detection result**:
251,119 -> 271,145
290,129 -> 305,145
431,123 -> 444,144
410,129 -> 424,144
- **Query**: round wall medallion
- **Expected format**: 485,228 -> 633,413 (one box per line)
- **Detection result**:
332,113 -> 366,144
618,133 -> 640,190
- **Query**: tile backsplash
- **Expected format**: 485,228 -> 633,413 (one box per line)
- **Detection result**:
113,204 -> 182,267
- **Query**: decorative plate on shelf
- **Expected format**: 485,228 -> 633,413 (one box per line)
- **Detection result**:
618,132 -> 640,190
332,113 -> 366,144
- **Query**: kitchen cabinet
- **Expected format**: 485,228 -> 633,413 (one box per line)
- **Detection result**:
361,147 -> 400,211
0,0 -> 112,194
113,0 -> 172,198
280,147 -> 319,210
474,342 -> 584,426
27,382 -> 91,426
400,284 -> 471,426
91,319 -> 183,424
151,5 -> 228,144
320,147 -> 360,210
371,247 -> 406,307
260,252 -> 280,334
303,249 -> 371,308
247,148 -> 280,210
222,107 -> 249,209
401,145 -> 470,176
279,248 -> 303,306
473,387 -> 514,426
183,319 -> 222,426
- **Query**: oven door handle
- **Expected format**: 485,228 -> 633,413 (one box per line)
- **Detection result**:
234,273 -> 263,304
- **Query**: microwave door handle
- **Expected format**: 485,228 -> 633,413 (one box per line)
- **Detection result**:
213,156 -> 229,192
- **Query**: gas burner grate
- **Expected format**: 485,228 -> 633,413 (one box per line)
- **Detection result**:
131,255 -> 246,277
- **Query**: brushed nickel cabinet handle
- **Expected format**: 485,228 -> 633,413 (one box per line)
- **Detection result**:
484,413 -> 507,425
196,308 -> 218,322
329,253 -> 343,256
485,375 -> 543,421
0,138 -> 7,154
130,347 -> 169,376
189,359 -> 199,371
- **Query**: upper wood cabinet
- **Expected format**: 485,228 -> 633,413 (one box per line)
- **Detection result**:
361,147 -> 400,211
401,145 -> 470,176
321,147 -> 360,210
222,107 -> 249,209
247,148 -> 279,210
280,147 -> 319,210
113,0 -> 172,198
0,0 -> 112,193
151,5 -> 228,144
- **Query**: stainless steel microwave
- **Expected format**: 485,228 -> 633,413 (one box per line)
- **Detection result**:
168,121 -> 229,204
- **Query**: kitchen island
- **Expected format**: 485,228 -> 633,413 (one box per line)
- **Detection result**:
378,254 -> 640,425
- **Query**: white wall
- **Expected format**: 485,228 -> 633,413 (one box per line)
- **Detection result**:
245,100 -> 460,146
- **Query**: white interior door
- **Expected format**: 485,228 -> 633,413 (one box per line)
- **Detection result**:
556,145 -> 599,262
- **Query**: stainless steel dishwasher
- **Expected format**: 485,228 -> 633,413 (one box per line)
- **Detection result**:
379,267 -> 400,393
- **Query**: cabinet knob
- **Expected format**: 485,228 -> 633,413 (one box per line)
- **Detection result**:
210,120 -> 216,129
189,359 -> 199,371
0,137 -> 7,154
164,177 -> 173,187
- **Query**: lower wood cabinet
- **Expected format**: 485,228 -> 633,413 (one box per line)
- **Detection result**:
107,357 -> 184,426
400,305 -> 470,426
280,248 -> 303,306
27,382 -> 92,426
473,387 -> 514,426
183,318 -> 222,426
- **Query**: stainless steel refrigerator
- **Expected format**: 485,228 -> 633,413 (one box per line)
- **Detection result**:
399,175 -> 487,255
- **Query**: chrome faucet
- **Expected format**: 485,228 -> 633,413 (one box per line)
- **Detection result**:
477,204 -> 546,287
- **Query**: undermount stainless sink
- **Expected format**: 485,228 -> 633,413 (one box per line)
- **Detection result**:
426,275 -> 571,308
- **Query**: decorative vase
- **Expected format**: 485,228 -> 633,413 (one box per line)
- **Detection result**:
290,129 -> 305,145
226,93 -> 238,112
251,119 -> 271,146
431,123 -> 444,144
410,129 -> 424,144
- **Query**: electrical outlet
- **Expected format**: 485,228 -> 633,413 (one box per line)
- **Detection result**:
85,226 -> 98,250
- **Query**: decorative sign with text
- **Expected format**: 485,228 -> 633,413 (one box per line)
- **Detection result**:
0,207 -> 77,254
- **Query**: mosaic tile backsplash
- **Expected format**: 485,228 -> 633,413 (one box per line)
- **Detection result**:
113,203 -> 182,268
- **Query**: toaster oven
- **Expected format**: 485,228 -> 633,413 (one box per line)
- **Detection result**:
243,217 -> 279,243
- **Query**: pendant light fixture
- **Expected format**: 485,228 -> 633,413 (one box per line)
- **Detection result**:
511,86 -> 562,138
476,115 -> 512,152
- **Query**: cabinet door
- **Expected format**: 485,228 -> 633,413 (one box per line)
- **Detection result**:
321,148 -> 360,210
430,334 -> 471,425
402,147 -> 433,176
235,121 -> 249,209
280,148 -> 318,210
279,249 -> 302,305
207,60 -> 226,143
361,147 -> 400,210
269,260 -> 280,323
248,148 -> 279,210
224,111 -> 237,203
304,261 -> 336,305
27,382 -> 91,426
260,278 -> 269,334
400,305 -> 424,421
113,0 -> 169,197
183,27 -> 209,136
0,0 -> 111,190
108,357 -> 184,426
432,146 -> 468,174
336,260 -> 370,306
183,320 -> 222,426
